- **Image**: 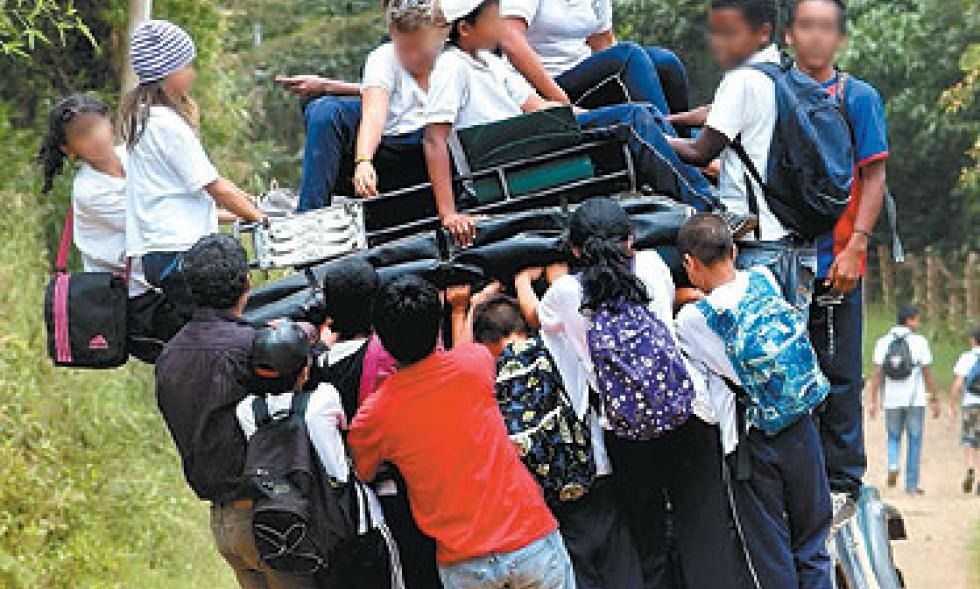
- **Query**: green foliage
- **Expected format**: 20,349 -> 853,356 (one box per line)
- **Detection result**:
0,110 -> 232,588
0,0 -> 94,58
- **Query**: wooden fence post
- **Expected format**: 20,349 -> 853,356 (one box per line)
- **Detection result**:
967,252 -> 979,322
878,244 -> 894,308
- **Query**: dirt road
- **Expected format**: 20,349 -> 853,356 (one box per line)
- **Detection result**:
864,406 -> 980,587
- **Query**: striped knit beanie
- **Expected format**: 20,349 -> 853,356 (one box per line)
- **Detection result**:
130,20 -> 197,85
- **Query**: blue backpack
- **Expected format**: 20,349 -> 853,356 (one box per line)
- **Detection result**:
587,298 -> 694,441
696,269 -> 830,435
732,60 -> 854,240
966,353 -> 980,398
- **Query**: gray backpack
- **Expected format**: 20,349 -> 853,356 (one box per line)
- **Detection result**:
882,334 -> 915,380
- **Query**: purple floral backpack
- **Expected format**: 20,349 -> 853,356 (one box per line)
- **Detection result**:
587,298 -> 694,440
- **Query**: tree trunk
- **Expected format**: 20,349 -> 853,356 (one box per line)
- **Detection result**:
120,0 -> 153,94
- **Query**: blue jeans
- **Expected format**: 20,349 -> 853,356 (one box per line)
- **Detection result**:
810,280 -> 867,499
728,414 -> 833,589
437,530 -> 575,589
297,96 -> 429,212
643,46 -> 690,114
556,42 -> 672,115
885,406 -> 925,491
575,103 -> 717,211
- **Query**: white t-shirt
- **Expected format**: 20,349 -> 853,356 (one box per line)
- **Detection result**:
425,47 -> 533,130
361,42 -> 428,137
125,106 -> 220,256
501,0 -> 613,77
674,269 -> 782,453
706,44 -> 789,242
537,249 -> 712,475
954,347 -> 980,407
236,385 -> 385,526
873,326 -> 933,409
72,145 -> 149,296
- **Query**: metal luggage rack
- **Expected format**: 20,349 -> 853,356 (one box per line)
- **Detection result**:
238,124 -> 636,272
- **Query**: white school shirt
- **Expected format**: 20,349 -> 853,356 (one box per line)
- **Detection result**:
125,106 -> 220,256
705,44 -> 789,242
361,42 -> 428,137
954,347 -> 980,407
500,0 -> 613,77
425,46 -> 533,130
236,384 -> 385,525
72,145 -> 149,296
674,269 -> 783,454
872,326 -> 933,409
537,249 -> 713,475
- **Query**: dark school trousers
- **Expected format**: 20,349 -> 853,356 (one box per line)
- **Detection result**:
605,418 -> 747,589
727,414 -> 833,589
809,279 -> 867,500
551,476 -> 645,589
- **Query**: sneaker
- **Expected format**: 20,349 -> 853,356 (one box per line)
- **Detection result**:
718,211 -> 759,240
887,469 -> 898,488
964,469 -> 975,494
830,492 -> 857,534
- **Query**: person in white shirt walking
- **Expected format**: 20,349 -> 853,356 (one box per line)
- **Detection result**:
869,304 -> 940,494
949,326 -> 980,495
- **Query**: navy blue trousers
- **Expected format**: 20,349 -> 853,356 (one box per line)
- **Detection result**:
297,96 -> 428,212
809,280 -> 867,499
728,414 -> 833,589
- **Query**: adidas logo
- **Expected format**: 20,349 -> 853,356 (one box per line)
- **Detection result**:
89,334 -> 109,350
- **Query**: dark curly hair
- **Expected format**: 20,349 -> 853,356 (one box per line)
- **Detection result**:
37,94 -> 110,194
182,234 -> 249,310
373,275 -> 441,365
472,294 -> 529,345
322,256 -> 379,339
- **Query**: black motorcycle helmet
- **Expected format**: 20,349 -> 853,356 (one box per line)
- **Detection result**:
251,320 -> 312,393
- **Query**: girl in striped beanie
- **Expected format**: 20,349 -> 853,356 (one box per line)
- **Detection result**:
119,20 -> 265,326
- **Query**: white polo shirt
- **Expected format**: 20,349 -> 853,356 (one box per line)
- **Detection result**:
72,145 -> 148,296
425,46 -> 533,130
706,44 -> 789,242
873,326 -> 933,409
954,348 -> 980,407
361,42 -> 428,137
125,106 -> 219,256
501,0 -> 613,77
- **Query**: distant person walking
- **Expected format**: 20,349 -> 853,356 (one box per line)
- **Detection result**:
869,304 -> 940,494
949,326 -> 980,495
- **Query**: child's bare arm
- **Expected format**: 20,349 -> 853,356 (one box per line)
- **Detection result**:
204,177 -> 264,222
446,283 -> 473,347
667,127 -> 729,168
667,105 -> 711,128
423,123 -> 477,247
514,267 -> 545,330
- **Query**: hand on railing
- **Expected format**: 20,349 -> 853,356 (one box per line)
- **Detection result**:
443,213 -> 478,248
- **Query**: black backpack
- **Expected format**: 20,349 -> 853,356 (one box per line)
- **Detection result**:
882,334 -> 915,380
243,392 -> 357,575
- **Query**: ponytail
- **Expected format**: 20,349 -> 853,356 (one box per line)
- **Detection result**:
568,197 -> 649,311
119,81 -> 199,150
37,94 -> 110,194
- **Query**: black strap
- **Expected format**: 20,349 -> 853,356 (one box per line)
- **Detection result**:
291,390 -> 312,418
719,375 -> 753,482
732,136 -> 764,240
251,396 -> 271,428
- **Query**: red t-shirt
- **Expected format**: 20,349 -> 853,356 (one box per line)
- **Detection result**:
349,343 -> 557,565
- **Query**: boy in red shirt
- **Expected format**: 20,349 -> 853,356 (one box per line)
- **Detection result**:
349,274 -> 573,589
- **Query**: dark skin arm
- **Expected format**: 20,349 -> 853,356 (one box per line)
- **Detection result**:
667,127 -> 730,168
826,159 -> 886,293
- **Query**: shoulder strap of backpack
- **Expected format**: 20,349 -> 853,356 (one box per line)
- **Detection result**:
730,137 -> 765,240
55,207 -> 74,273
716,373 -> 752,482
291,391 -> 312,419
252,396 -> 271,428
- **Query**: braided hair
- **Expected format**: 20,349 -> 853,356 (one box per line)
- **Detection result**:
568,197 -> 650,311
37,94 -> 109,194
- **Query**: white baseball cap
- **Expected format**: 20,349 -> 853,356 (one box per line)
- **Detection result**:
437,0 -> 487,23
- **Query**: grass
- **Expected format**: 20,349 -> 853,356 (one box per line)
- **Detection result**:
0,121 -> 233,588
